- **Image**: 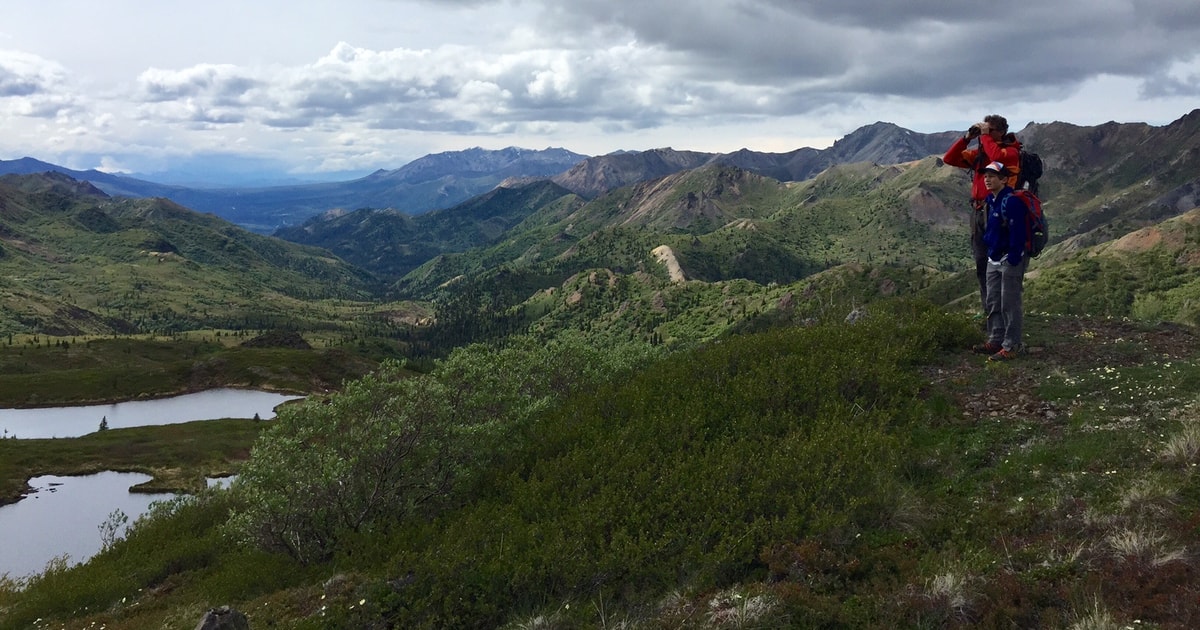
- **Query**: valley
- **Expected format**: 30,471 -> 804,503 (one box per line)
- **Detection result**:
1,110 -> 1200,628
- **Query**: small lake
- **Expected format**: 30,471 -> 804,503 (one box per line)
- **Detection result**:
0,472 -> 176,580
0,388 -> 304,439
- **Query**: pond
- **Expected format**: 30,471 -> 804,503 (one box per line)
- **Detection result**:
0,472 -> 176,580
0,389 -> 302,580
0,388 -> 304,439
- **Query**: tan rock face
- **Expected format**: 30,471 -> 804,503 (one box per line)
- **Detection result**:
651,245 -> 686,283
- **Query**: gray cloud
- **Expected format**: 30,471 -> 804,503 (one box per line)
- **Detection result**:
1140,61 -> 1200,97
115,1 -> 1200,146
0,51 -> 81,118
0,51 -> 67,97
138,64 -> 261,103
4,0 -> 1200,176
0,52 -> 62,97
530,0 -> 1200,107
40,1 -> 1200,139
0,71 -> 41,97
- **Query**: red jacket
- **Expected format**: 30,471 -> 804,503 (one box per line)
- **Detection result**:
943,134 -> 1022,203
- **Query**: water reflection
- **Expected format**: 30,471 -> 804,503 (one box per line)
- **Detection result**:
0,388 -> 304,439
207,475 -> 238,489
0,472 -> 175,580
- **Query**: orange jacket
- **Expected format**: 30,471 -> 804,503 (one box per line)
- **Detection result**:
943,134 -> 1021,203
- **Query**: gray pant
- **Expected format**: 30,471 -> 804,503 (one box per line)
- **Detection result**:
985,257 -> 1027,351
970,205 -> 988,313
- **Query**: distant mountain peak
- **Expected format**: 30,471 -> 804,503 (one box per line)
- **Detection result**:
0,170 -> 110,199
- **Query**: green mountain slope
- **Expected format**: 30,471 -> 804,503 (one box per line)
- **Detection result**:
281,110 -> 1200,293
0,172 -> 380,336
380,111 -> 1200,348
1021,109 -> 1200,249
7,303 -> 1200,628
0,148 -> 590,233
273,180 -> 582,279
6,111 -> 1200,350
1027,207 -> 1200,323
6,113 -> 1200,629
380,159 -> 970,347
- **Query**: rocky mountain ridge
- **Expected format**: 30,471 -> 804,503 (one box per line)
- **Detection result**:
0,121 -> 972,231
0,147 -> 589,233
549,122 -> 962,198
4,109 -> 1200,338
267,110 -> 1200,304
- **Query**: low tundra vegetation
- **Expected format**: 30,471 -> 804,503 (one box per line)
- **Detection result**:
5,300 -> 1200,629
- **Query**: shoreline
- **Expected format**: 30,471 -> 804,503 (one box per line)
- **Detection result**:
0,383 -> 311,411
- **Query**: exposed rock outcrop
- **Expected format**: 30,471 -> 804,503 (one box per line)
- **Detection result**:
195,606 -> 250,630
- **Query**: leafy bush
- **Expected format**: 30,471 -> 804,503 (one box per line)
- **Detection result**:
226,334 -> 660,563
381,300 -> 975,626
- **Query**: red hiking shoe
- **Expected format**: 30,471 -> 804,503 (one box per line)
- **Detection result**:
988,348 -> 1019,362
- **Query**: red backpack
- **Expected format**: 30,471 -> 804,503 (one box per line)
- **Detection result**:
1010,189 -> 1048,257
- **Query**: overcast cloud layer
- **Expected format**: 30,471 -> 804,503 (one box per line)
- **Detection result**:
2,0 -> 1199,180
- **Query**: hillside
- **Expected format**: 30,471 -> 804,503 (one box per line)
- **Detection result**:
282,110 -> 1197,290
5,303 -> 1200,628
4,110 -> 1200,627
273,180 -> 583,279
549,123 -> 963,199
0,172 -> 380,336
369,112 -> 1200,350
1019,109 -> 1200,249
0,123 -> 966,234
6,111 -> 1200,352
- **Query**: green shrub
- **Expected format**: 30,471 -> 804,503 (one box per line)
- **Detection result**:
226,335 -> 661,564
381,300 -> 974,626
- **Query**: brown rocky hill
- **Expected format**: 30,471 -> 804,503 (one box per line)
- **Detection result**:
551,122 -> 962,199
1018,109 -> 1200,247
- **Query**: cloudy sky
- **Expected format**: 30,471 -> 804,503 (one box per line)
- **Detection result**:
3,0 -> 1199,182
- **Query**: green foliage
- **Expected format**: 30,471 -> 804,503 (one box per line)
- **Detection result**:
0,175 -> 385,337
8,120 -> 1200,627
1028,245 -> 1200,324
226,335 -> 661,564
0,337 -> 376,407
375,301 -> 974,626
12,306 -> 1200,628
276,181 -> 584,280
226,361 -> 455,563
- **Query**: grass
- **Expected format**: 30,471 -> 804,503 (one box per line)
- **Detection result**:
0,419 -> 267,505
0,334 -> 379,407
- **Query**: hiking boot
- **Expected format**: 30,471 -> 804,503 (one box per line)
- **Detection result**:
988,348 -> 1018,362
972,341 -> 1002,354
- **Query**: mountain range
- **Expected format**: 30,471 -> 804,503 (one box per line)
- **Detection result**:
3,109 -> 1199,343
7,110 -> 1200,630
279,110 -> 1200,285
0,147 -> 588,233
549,122 -> 961,198
0,123 -> 960,234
